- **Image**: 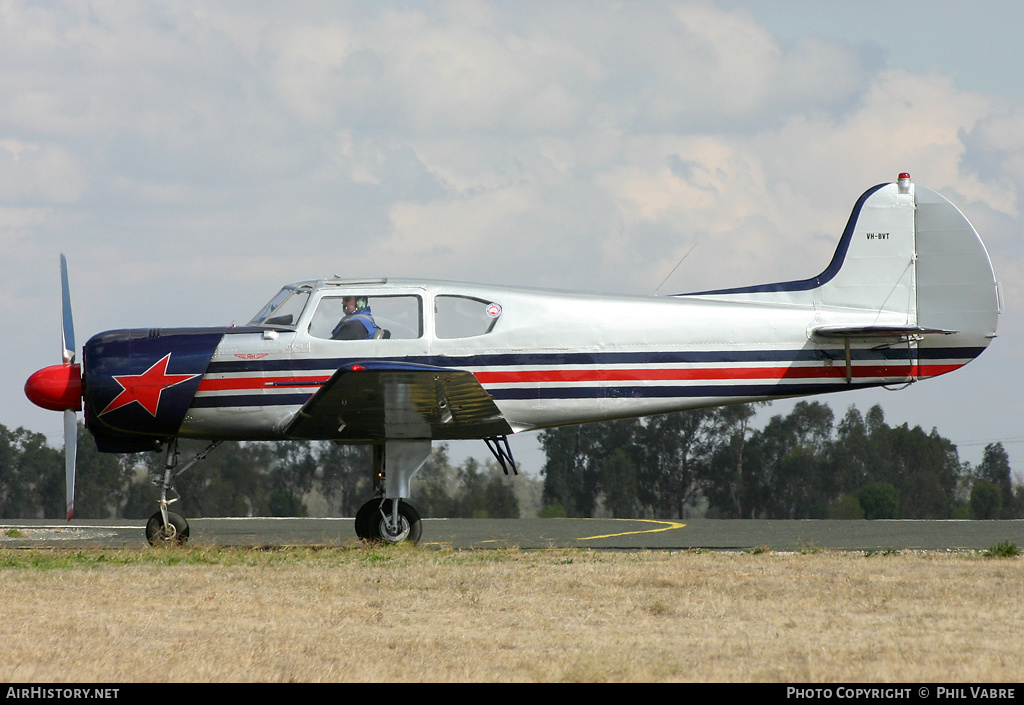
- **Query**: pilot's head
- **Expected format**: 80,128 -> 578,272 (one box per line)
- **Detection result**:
342,295 -> 368,314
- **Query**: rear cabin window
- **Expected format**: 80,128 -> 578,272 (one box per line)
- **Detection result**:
309,295 -> 422,340
434,296 -> 501,339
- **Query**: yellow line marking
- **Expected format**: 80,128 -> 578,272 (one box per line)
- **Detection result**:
577,518 -> 686,540
471,519 -> 687,545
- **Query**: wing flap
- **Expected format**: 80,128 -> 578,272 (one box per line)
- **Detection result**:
285,361 -> 512,441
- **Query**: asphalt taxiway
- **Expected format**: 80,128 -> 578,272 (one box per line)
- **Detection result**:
1,517 -> 1022,551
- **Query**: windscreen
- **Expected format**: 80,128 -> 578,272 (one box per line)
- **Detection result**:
247,287 -> 310,326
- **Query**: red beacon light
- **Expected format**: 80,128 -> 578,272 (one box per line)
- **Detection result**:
898,172 -> 912,194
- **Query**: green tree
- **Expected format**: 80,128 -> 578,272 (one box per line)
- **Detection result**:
262,442 -> 318,517
882,425 -> 960,519
482,470 -> 520,519
828,494 -> 865,519
121,461 -> 161,519
446,457 -> 518,518
169,441 -> 266,517
600,448 -> 638,517
829,406 -> 874,496
74,429 -> 134,518
316,442 -> 372,517
857,481 -> 899,520
702,404 -> 759,518
540,420 -> 639,517
411,444 -> 458,518
455,457 -> 488,517
539,425 -> 585,515
854,406 -> 962,519
969,479 -> 1002,520
0,425 -> 62,518
755,401 -> 834,519
975,443 -> 1015,518
636,409 -> 716,518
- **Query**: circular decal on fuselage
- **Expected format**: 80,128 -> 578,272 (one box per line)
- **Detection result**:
486,303 -> 502,318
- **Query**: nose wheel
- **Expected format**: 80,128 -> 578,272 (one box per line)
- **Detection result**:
142,439 -> 219,547
145,511 -> 190,546
355,499 -> 422,544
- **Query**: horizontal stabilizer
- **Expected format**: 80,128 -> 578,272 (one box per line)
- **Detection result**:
812,325 -> 958,340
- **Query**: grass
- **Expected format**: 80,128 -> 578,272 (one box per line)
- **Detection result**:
0,545 -> 1020,682
983,540 -> 1021,558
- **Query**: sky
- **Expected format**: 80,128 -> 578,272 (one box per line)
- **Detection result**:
4,0 -> 1023,480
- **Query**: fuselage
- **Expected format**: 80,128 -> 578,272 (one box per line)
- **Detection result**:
25,178 -> 997,454
78,276 -> 987,452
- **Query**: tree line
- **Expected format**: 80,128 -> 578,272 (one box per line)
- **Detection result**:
0,425 -> 528,520
540,401 -> 1021,520
1,401 -> 1018,521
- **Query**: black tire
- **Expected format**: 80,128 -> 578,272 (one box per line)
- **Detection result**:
145,511 -> 189,547
355,499 -> 379,540
372,499 -> 422,544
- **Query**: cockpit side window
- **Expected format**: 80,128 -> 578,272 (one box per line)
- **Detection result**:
435,296 -> 501,339
248,287 -> 310,327
308,294 -> 423,340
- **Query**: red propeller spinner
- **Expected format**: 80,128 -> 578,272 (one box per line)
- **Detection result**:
25,363 -> 82,412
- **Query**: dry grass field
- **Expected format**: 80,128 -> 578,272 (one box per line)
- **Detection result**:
0,545 -> 1020,683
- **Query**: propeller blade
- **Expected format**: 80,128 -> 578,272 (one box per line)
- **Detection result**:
60,254 -> 76,364
60,256 -> 78,520
64,409 -> 77,521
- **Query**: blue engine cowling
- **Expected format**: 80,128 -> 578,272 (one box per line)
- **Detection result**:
83,328 -> 225,452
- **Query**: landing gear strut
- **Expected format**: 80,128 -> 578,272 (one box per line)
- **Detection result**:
354,440 -> 430,544
145,439 -> 220,547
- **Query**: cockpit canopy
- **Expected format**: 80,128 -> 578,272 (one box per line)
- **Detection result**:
247,280 -> 503,340
247,285 -> 311,327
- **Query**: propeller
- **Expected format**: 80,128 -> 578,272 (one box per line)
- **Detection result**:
63,408 -> 77,520
60,254 -> 78,521
24,254 -> 81,520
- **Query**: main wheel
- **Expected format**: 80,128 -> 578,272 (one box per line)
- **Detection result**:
359,500 -> 422,544
145,511 -> 189,547
354,499 -> 379,540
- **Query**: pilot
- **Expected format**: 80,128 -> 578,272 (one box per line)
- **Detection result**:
331,295 -> 379,340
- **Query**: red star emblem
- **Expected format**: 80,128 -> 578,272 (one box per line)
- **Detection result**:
99,353 -> 200,417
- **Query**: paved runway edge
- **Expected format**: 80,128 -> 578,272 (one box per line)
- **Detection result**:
2,518 -> 1023,551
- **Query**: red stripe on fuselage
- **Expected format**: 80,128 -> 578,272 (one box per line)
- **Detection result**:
472,363 -> 962,384
192,363 -> 964,393
197,375 -> 330,392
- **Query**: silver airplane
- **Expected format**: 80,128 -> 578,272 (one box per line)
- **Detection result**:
25,173 -> 999,545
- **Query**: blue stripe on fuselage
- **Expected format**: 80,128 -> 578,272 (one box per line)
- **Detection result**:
192,346 -> 983,409
204,346 -> 983,375
189,381 -> 884,408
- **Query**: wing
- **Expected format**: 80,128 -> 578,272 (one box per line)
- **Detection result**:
284,361 -> 513,441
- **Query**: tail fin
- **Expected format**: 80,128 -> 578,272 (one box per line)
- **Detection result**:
687,174 -> 1000,373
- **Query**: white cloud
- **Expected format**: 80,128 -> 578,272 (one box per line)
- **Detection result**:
3,0 -> 1024,469
0,139 -> 85,202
